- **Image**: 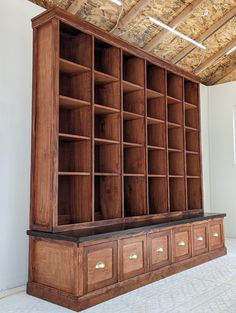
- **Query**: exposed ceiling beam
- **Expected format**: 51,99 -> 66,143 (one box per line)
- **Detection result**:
67,0 -> 87,14
194,38 -> 236,75
144,0 -> 205,52
206,61 -> 236,85
172,8 -> 236,64
113,0 -> 150,35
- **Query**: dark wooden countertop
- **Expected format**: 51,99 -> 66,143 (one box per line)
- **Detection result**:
27,213 -> 226,243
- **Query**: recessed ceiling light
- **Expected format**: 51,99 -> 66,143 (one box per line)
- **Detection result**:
148,16 -> 206,50
111,0 -> 122,6
226,45 -> 236,55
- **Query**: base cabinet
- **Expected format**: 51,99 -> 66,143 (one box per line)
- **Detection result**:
27,216 -> 226,312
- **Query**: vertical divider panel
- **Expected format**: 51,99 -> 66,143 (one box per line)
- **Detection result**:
91,35 -> 95,222
182,77 -> 188,211
121,49 -> 124,219
197,84 -> 203,210
165,70 -> 170,212
144,60 -> 149,215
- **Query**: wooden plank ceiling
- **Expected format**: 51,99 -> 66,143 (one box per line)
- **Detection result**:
30,0 -> 236,85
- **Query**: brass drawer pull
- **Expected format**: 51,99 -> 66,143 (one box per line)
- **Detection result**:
129,253 -> 138,260
156,247 -> 164,253
95,262 -> 105,269
213,232 -> 219,237
197,236 -> 204,241
178,240 -> 185,247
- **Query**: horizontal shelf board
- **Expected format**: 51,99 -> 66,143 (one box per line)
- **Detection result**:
123,142 -> 144,148
146,88 -> 164,99
185,126 -> 199,132
94,70 -> 118,85
148,174 -> 166,178
94,103 -> 120,115
187,176 -> 201,179
94,138 -> 119,145
59,172 -> 90,176
168,148 -> 183,153
168,121 -> 182,128
185,101 -> 198,110
59,95 -> 90,109
167,95 -> 182,105
147,117 -> 165,125
59,133 -> 90,141
60,58 -> 90,75
148,145 -> 165,150
123,173 -> 145,177
169,175 -> 185,178
123,111 -> 143,121
123,80 -> 143,93
186,150 -> 199,155
94,173 -> 120,176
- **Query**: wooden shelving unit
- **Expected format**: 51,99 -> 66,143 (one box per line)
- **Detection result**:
30,17 -> 203,233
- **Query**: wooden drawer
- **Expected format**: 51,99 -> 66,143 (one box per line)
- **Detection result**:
119,235 -> 147,281
172,226 -> 191,262
192,222 -> 209,256
148,230 -> 171,271
83,241 -> 118,293
209,219 -> 224,251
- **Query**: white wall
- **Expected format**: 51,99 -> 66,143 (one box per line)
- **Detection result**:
208,81 -> 236,238
0,0 -> 44,291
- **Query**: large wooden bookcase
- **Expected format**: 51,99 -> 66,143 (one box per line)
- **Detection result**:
28,8 -> 226,312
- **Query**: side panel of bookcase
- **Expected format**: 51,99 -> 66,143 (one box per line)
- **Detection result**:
30,19 -> 59,231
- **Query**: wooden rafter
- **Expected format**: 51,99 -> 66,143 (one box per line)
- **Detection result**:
172,8 -> 236,64
194,38 -> 236,75
67,0 -> 87,14
206,61 -> 236,85
144,0 -> 205,52
113,0 -> 150,35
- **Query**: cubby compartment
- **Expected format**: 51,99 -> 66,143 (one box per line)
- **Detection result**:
60,72 -> 91,103
185,80 -> 198,106
148,123 -> 166,148
186,154 -> 200,177
168,151 -> 184,176
167,72 -> 183,101
123,118 -> 145,145
59,140 -> 91,173
124,147 -> 145,175
148,149 -> 166,175
185,130 -> 199,152
124,176 -> 146,217
187,178 -> 202,210
123,90 -> 145,115
123,53 -> 145,87
95,112 -> 120,142
95,143 -> 120,174
60,22 -> 92,68
94,38 -> 120,78
95,82 -> 120,109
147,97 -> 166,121
148,177 -> 168,214
185,108 -> 199,129
169,178 -> 186,212
168,102 -> 183,125
146,63 -> 165,95
168,126 -> 183,150
58,175 -> 92,225
59,107 -> 91,137
95,176 -> 121,220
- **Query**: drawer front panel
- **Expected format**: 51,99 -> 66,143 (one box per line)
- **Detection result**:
192,222 -> 208,256
173,226 -> 191,262
148,231 -> 171,271
84,241 -> 118,293
119,235 -> 147,281
209,219 -> 224,251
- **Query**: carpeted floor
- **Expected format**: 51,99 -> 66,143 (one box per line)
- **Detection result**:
1,238 -> 236,313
